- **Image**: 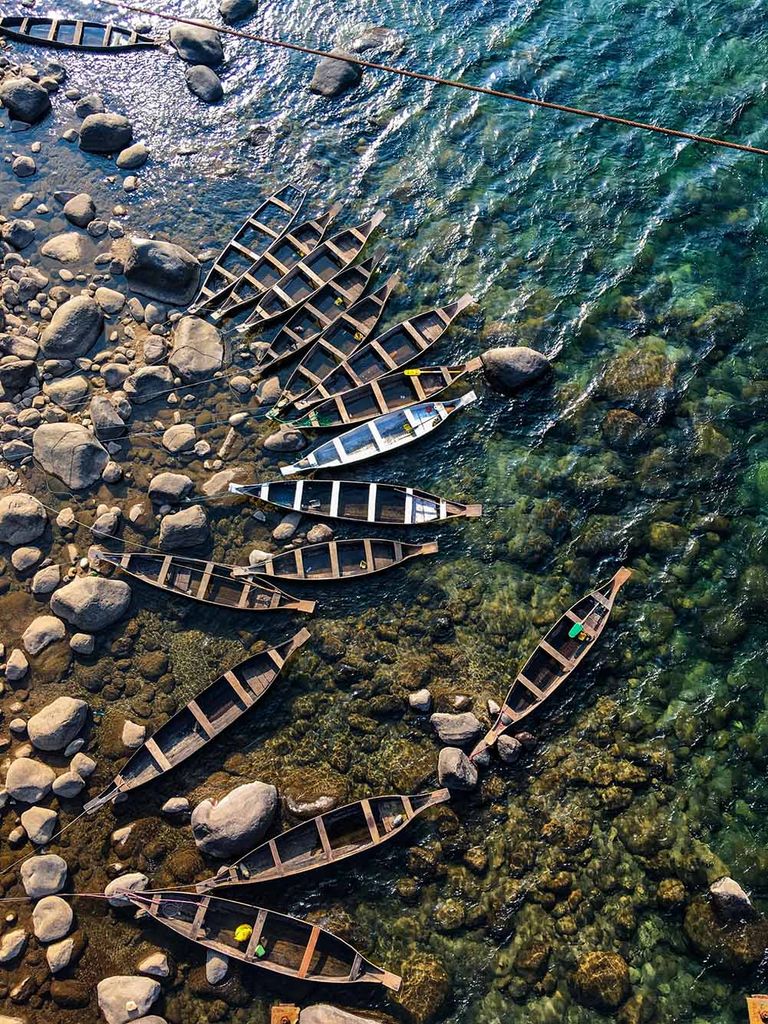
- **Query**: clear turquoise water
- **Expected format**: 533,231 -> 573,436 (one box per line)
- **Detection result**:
5,0 -> 768,1021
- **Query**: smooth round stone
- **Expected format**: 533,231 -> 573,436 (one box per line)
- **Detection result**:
52,771 -> 85,799
32,895 -> 73,942
21,854 -> 68,897
20,805 -> 58,844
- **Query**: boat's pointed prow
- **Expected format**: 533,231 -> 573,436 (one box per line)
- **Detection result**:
614,566 -> 633,588
379,969 -> 403,992
463,504 -> 484,518
227,483 -> 245,495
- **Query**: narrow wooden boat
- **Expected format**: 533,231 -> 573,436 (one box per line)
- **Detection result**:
274,274 -> 399,413
469,568 -> 632,761
281,391 -> 477,476
208,203 -> 342,322
0,15 -> 160,50
285,294 -> 475,415
96,550 -> 315,613
236,211 -> 386,331
188,186 -> 307,314
83,629 -> 310,813
228,480 -> 483,524
196,790 -> 450,891
123,890 -> 401,990
285,360 -> 483,429
237,538 -> 438,581
253,257 -> 379,373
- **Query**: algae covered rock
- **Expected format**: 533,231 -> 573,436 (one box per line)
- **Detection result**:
571,951 -> 630,1011
282,766 -> 347,819
600,337 -> 676,406
684,894 -> 768,973
394,952 -> 450,1024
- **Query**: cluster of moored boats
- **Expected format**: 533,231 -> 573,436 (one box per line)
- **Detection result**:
84,188 -> 634,990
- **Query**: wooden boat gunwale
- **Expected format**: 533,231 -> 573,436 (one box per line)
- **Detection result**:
0,15 -> 161,50
235,537 -> 439,581
282,358 -> 484,429
95,549 -> 315,614
188,185 -> 307,314
123,889 -> 402,990
83,628 -> 311,813
469,567 -> 632,760
236,210 -> 386,332
228,479 -> 483,524
280,390 -> 478,476
196,789 -> 451,891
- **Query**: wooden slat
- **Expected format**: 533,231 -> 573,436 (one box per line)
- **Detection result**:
349,952 -> 363,981
361,799 -> 381,843
316,816 -> 334,860
517,673 -> 546,700
333,395 -> 350,425
267,645 -> 285,668
271,195 -> 294,213
224,669 -> 255,707
268,839 -> 284,875
103,23 -> 112,45
362,539 -> 373,570
47,19 -> 58,40
72,20 -> 84,44
592,590 -> 611,609
245,909 -> 268,959
271,284 -> 294,306
367,483 -> 378,522
329,542 -> 340,577
250,218 -> 280,238
297,925 -> 320,979
403,319 -> 429,347
329,480 -> 341,517
237,582 -> 252,608
410,374 -> 427,401
302,302 -> 331,326
145,737 -> 172,772
190,896 -> 210,938
404,488 -> 414,524
369,340 -> 398,369
539,638 -> 574,670
401,795 -> 414,818
324,239 -> 347,260
197,562 -> 214,599
302,265 -> 328,289
293,548 -> 305,577
188,699 -> 216,737
370,379 -> 389,413
156,555 -> 173,587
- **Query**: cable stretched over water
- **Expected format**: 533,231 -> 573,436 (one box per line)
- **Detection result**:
95,0 -> 768,158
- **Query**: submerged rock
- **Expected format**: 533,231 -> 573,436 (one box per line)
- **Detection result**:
116,142 -> 149,169
481,345 -> 551,394
571,951 -> 630,1011
0,76 -> 51,123
309,49 -> 363,97
0,492 -> 47,545
394,952 -> 450,1024
169,316 -> 224,381
41,231 -> 88,263
28,696 -> 89,751
185,65 -> 224,103
191,780 -> 277,857
63,192 -> 95,227
684,895 -> 768,974
170,24 -> 224,66
51,576 -> 131,630
97,976 -> 160,1024
125,236 -> 200,305
79,112 -> 133,153
33,423 -> 108,489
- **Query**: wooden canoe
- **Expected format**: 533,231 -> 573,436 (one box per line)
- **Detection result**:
236,211 -> 386,331
237,537 -> 438,581
253,257 -> 378,374
274,273 -> 399,412
123,889 -> 401,990
196,789 -> 450,891
188,186 -> 307,314
209,203 -> 342,322
284,359 -> 483,429
469,568 -> 632,761
281,391 -> 477,476
0,15 -> 160,50
83,629 -> 310,813
285,293 -> 475,415
228,480 -> 483,524
96,550 -> 315,613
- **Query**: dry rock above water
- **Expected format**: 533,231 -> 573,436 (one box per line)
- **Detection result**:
159,504 -> 209,549
32,895 -> 73,942
124,236 -> 201,305
191,780 -> 277,857
5,757 -> 55,802
149,471 -> 194,503
28,695 -> 89,751
22,613 -> 66,654
170,24 -> 224,66
437,747 -> 478,790
169,316 -> 224,380
50,576 -> 132,630
0,492 -> 46,545
33,423 -> 108,489
0,76 -> 51,122
21,854 -> 68,897
39,295 -> 103,358
430,711 -> 482,746
97,975 -> 161,1024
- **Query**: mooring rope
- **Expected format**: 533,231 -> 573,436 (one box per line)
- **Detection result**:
94,0 -> 768,158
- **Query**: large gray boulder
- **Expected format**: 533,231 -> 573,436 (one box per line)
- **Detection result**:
97,976 -> 161,1024
50,576 -> 131,631
39,295 -> 103,359
430,712 -> 482,746
90,395 -> 126,440
437,747 -> 478,790
124,237 -> 200,305
481,345 -> 551,395
170,24 -> 224,66
33,423 -> 108,489
0,492 -> 47,545
148,472 -> 194,504
159,505 -> 209,549
124,364 -> 174,404
185,65 -> 224,103
191,781 -> 277,857
219,0 -> 258,21
169,316 -> 224,381
309,50 -> 363,97
5,757 -> 55,802
79,112 -> 133,154
0,76 -> 51,123
21,854 -> 68,897
27,696 -> 89,752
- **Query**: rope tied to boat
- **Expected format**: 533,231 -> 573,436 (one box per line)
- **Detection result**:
93,0 -> 768,158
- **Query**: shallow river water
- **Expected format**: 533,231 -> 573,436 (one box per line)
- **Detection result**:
3,0 -> 768,1022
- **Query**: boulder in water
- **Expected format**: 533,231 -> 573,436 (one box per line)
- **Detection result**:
309,49 -> 363,97
79,112 -> 133,153
28,696 -> 89,751
50,576 -> 131,631
20,854 -> 68,898
185,65 -> 224,103
124,236 -> 200,306
96,976 -> 160,1024
159,505 -> 209,549
5,757 -> 55,802
168,316 -> 224,381
437,747 -> 478,790
219,0 -> 258,22
170,24 -> 224,66
33,423 -> 108,489
481,345 -> 551,395
0,76 -> 51,123
191,780 -> 277,857
39,296 -> 103,359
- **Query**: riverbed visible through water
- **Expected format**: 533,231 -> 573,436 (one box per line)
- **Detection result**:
3,0 -> 768,1022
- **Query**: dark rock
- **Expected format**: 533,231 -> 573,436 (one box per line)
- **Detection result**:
219,0 -> 258,22
709,877 -> 755,922
185,65 -> 224,103
124,364 -> 174,403
0,492 -> 47,545
50,979 -> 90,1008
0,358 -> 36,392
481,345 -> 551,395
571,951 -> 630,1011
1,218 -> 36,250
170,24 -> 224,66
0,76 -> 51,123
124,236 -> 200,305
79,112 -> 133,153
684,896 -> 768,974
394,952 -> 450,1024
309,49 -> 363,97
74,92 -> 104,117
63,193 -> 96,227
116,142 -> 148,169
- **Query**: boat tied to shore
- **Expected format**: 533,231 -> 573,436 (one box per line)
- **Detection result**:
96,550 -> 315,613
84,629 -> 310,813
123,889 -> 402,990
280,391 -> 477,475
282,360 -> 483,429
236,211 -> 386,330
228,479 -> 483,524
196,790 -> 450,891
188,185 -> 307,314
0,15 -> 160,50
469,567 -> 632,761
236,537 -> 438,582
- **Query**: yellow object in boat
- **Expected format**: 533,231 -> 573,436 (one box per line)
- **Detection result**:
235,924 -> 253,942
404,368 -> 421,376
